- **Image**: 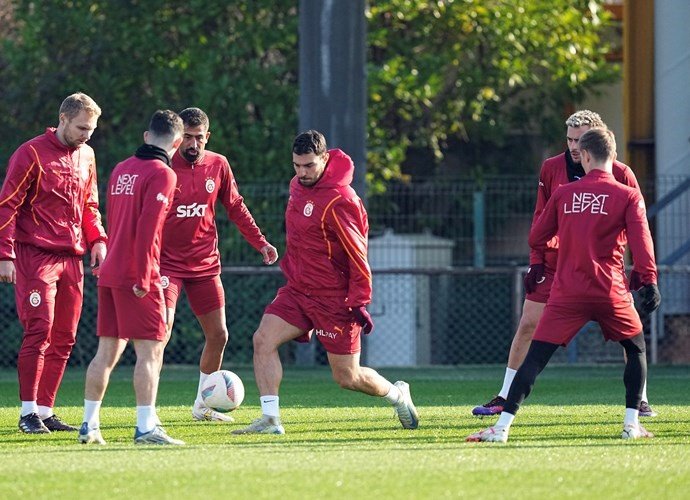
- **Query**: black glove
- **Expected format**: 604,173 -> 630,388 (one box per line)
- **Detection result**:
629,270 -> 643,291
524,263 -> 545,294
638,283 -> 661,313
352,306 -> 374,334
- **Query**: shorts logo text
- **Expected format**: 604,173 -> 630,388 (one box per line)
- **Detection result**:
314,328 -> 340,339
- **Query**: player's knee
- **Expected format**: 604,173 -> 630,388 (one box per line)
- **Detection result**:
206,327 -> 228,346
252,329 -> 276,354
332,369 -> 357,390
620,333 -> 646,356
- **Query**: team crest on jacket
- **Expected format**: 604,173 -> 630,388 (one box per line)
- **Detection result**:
160,276 -> 169,289
205,178 -> 215,193
304,201 -> 314,217
29,289 -> 41,307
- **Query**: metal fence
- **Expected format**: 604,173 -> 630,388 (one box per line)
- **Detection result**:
0,176 -> 688,368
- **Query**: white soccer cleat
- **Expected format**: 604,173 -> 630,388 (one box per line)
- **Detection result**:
192,402 -> 235,422
393,380 -> 419,429
134,425 -> 185,445
466,425 -> 509,443
78,423 -> 106,445
231,415 -> 285,435
622,423 -> 654,440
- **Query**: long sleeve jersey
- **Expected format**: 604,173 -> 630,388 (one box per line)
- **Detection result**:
160,150 -> 268,277
528,169 -> 657,303
98,145 -> 176,292
0,128 -> 106,259
280,149 -> 372,307
529,152 -> 639,270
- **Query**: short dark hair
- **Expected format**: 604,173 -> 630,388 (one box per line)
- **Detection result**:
179,107 -> 210,130
578,127 -> 616,162
148,109 -> 183,141
293,129 -> 327,156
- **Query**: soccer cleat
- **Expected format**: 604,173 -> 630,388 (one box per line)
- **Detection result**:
472,395 -> 506,416
622,423 -> 654,440
393,380 -> 419,430
42,414 -> 78,432
134,425 -> 185,445
638,401 -> 658,418
231,415 -> 285,435
466,425 -> 509,443
78,422 -> 106,445
192,402 -> 235,422
18,413 -> 50,434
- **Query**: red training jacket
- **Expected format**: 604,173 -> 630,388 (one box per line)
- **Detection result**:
280,149 -> 372,307
0,128 -> 106,259
528,169 -> 657,303
98,152 -> 176,292
160,149 -> 268,278
529,152 -> 639,270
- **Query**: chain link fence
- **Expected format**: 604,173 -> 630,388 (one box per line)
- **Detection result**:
1,176 -> 688,368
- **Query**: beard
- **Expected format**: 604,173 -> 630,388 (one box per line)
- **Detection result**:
181,148 -> 200,163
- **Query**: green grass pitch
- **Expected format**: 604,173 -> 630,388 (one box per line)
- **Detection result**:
0,364 -> 688,499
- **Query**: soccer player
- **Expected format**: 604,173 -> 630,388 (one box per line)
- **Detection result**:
160,107 -> 278,422
78,110 -> 185,445
466,127 -> 660,443
0,92 -> 107,434
232,130 -> 419,435
472,110 -> 657,418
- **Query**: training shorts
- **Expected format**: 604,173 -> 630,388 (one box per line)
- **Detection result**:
97,285 -> 167,341
264,285 -> 362,355
525,267 -> 555,304
533,297 -> 643,346
161,274 -> 224,316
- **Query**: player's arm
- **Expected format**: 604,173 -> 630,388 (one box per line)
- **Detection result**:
81,161 -> 108,271
0,146 -> 39,264
528,165 -> 550,265
219,163 -> 270,253
327,197 -> 372,308
626,191 -> 657,286
134,168 -> 177,293
528,190 -> 560,252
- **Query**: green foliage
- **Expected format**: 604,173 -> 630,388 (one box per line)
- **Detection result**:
0,0 -> 299,182
367,0 -> 619,184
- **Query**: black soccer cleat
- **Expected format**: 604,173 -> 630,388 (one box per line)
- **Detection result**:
18,413 -> 51,434
42,414 -> 79,432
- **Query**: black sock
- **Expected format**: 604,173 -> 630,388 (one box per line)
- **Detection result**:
503,340 -> 559,415
620,333 -> 647,409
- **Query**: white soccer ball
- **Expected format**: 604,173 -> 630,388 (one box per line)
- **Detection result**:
200,370 -> 245,412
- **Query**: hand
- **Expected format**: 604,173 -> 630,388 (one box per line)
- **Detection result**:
523,263 -> 545,294
132,284 -> 148,298
0,260 -> 16,284
352,305 -> 374,334
638,283 -> 661,313
261,244 -> 279,265
90,241 -> 107,276
628,270 -> 643,291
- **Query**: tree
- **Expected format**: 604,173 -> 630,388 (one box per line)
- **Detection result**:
366,0 -> 619,186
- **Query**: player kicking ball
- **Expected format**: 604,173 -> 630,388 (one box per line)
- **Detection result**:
467,128 -> 660,443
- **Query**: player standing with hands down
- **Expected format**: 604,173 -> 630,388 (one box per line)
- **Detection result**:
160,107 -> 278,422
0,92 -> 107,434
233,130 -> 419,435
79,110 -> 185,446
472,110 -> 657,418
467,128 -> 660,443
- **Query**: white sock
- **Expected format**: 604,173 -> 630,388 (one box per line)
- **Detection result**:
83,400 -> 102,429
498,368 -> 517,399
37,405 -> 53,420
624,407 -> 640,427
496,411 -> 515,429
641,380 -> 648,402
260,396 -> 280,418
136,405 -> 158,433
196,371 -> 210,406
21,401 -> 38,417
383,383 -> 402,405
